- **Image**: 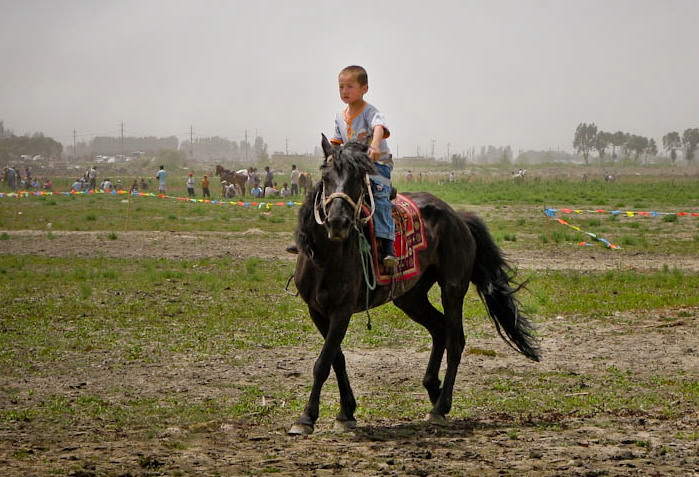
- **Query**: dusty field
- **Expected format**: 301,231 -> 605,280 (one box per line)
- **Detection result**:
1,231 -> 698,476
2,228 -> 699,272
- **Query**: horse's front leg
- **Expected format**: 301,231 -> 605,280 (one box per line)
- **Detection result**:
289,309 -> 352,435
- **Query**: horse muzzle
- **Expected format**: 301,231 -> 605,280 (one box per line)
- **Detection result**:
326,217 -> 351,241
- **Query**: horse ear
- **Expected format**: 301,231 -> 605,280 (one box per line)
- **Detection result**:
321,134 -> 334,161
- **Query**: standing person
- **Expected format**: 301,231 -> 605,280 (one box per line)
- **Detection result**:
331,65 -> 396,267
290,164 -> 300,196
87,166 -> 97,191
263,166 -> 273,189
156,165 -> 167,193
201,175 -> 210,198
6,165 -> 17,190
186,172 -> 195,197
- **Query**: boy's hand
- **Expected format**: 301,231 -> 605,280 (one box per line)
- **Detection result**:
368,146 -> 381,162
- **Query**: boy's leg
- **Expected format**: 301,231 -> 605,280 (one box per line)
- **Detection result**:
370,169 -> 397,269
382,238 -> 398,268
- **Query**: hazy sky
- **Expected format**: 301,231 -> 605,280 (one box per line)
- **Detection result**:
1,0 -> 697,157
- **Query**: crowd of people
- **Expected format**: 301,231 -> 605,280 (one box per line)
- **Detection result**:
1,165 -> 53,191
2,163 -> 305,200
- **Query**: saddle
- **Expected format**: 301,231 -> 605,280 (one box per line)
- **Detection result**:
365,194 -> 428,285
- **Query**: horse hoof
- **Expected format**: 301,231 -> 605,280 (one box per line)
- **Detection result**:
425,413 -> 448,426
288,423 -> 314,435
333,419 -> 357,432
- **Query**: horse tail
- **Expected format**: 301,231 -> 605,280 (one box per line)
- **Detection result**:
461,212 -> 540,362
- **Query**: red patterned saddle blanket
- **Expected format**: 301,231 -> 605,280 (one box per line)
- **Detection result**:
366,194 -> 428,285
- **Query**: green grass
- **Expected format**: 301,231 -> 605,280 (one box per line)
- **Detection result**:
1,254 -> 698,433
1,173 -> 698,442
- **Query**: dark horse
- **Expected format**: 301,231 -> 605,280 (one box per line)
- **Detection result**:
288,136 -> 540,435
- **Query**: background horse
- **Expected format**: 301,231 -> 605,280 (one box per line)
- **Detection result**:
298,171 -> 313,196
215,165 -> 248,196
288,136 -> 540,435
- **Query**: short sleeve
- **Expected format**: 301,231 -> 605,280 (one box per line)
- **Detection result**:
331,113 -> 344,144
367,106 -> 390,138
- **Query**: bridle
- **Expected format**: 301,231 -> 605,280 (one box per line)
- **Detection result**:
313,157 -> 375,226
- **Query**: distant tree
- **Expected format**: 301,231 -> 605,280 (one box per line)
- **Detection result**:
451,154 -> 467,169
662,131 -> 682,165
644,138 -> 658,164
594,131 -> 611,162
682,128 -> 699,164
573,122 -> 597,165
626,135 -> 649,161
501,145 -> 512,164
154,149 -> 186,168
0,132 -> 62,161
254,136 -> 268,162
610,131 -> 626,161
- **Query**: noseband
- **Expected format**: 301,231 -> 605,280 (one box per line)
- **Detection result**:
314,173 -> 375,226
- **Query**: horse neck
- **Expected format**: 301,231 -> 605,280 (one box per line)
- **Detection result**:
309,224 -> 361,274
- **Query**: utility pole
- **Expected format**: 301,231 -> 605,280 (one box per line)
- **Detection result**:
190,125 -> 194,161
285,138 -> 289,156
446,143 -> 451,161
120,122 -> 124,159
431,139 -> 435,159
244,129 -> 248,162
73,129 -> 77,161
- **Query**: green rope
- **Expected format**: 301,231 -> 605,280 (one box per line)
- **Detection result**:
355,224 -> 376,330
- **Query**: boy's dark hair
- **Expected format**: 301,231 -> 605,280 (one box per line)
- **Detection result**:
341,65 -> 368,86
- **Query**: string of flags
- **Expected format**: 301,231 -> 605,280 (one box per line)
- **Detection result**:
545,207 -> 699,218
0,189 -> 303,210
545,206 -> 698,250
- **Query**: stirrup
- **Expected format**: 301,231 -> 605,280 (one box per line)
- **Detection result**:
382,255 -> 398,268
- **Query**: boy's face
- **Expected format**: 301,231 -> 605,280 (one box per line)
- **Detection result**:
338,72 -> 368,106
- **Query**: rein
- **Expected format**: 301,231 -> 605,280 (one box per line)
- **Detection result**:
313,173 -> 378,330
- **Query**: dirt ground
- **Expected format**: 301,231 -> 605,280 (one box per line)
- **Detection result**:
2,228 -> 699,272
1,230 -> 698,476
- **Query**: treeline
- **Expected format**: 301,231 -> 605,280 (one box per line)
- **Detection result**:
0,121 -> 63,162
574,123 -> 699,165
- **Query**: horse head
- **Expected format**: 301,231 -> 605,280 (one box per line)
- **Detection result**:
316,134 -> 375,241
215,165 -> 223,176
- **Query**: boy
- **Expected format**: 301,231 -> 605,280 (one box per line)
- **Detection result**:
331,65 -> 396,268
156,165 -> 167,193
186,172 -> 195,197
202,175 -> 211,198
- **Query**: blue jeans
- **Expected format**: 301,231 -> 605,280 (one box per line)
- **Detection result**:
370,163 -> 394,241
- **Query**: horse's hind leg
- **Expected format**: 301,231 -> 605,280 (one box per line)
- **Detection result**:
428,283 -> 467,422
394,282 -> 446,407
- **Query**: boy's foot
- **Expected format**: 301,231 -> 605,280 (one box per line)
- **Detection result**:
285,245 -> 299,254
382,254 -> 398,268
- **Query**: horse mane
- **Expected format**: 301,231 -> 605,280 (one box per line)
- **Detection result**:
296,141 -> 375,261
321,141 -> 375,178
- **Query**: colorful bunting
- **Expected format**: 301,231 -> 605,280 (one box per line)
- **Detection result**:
545,205 -> 698,250
0,189 -> 302,209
